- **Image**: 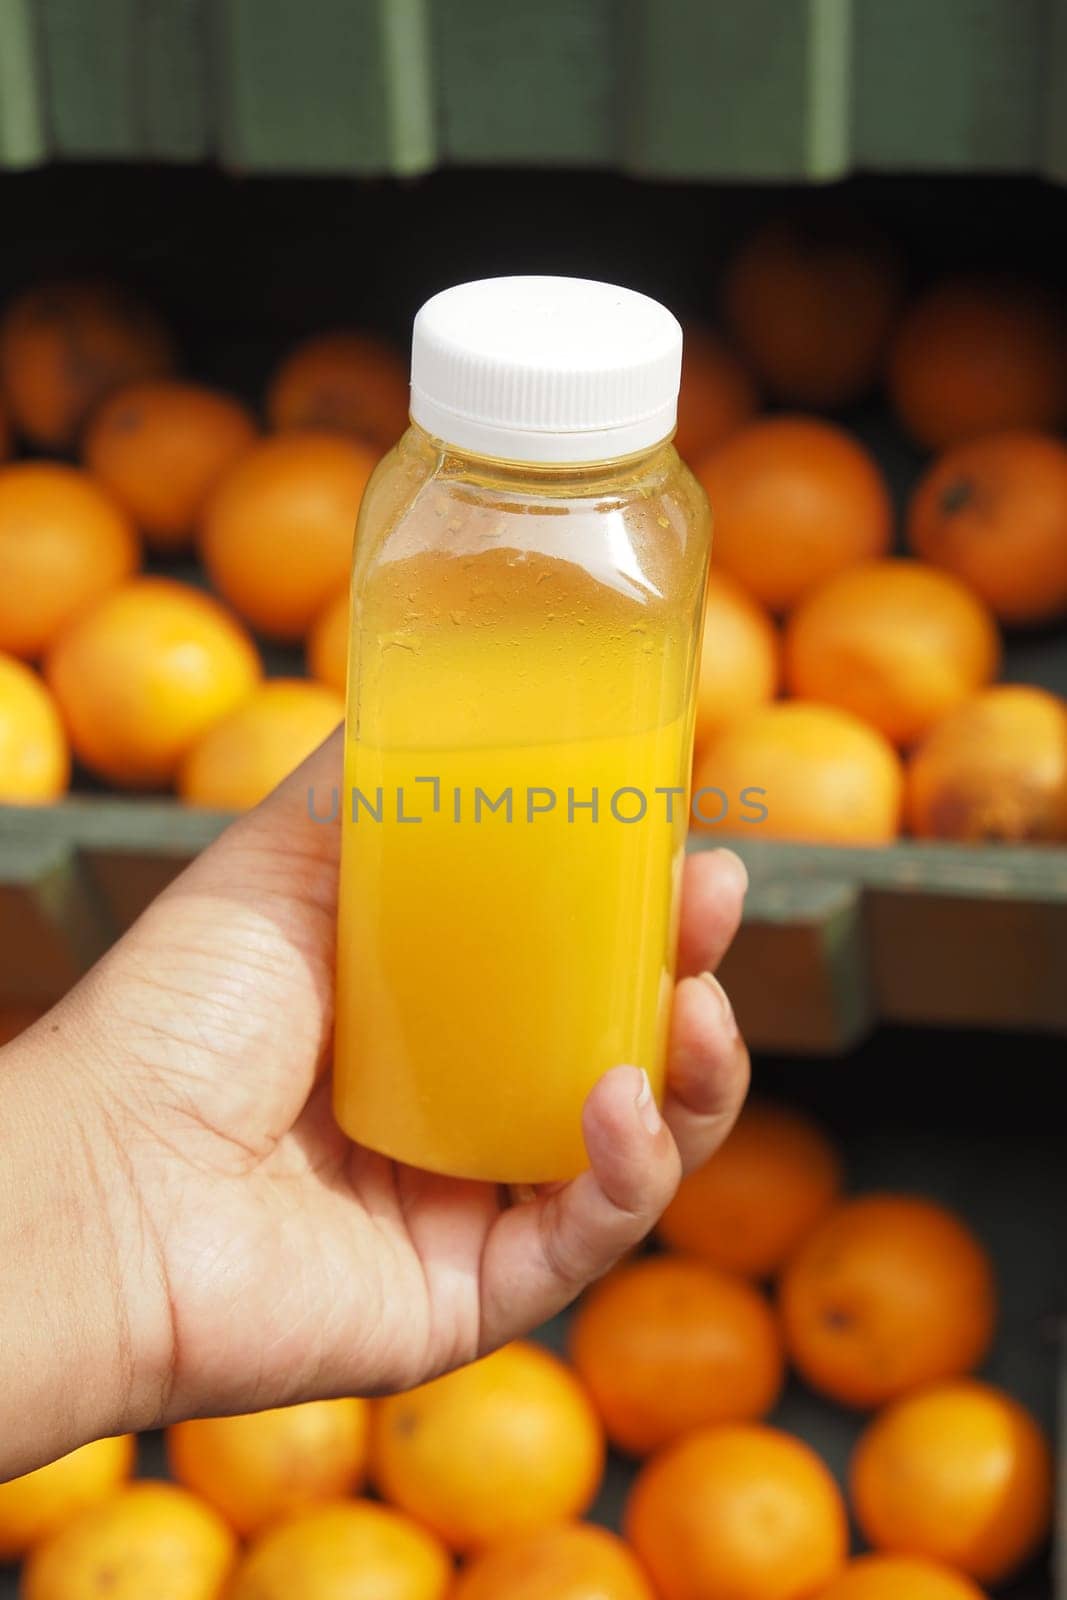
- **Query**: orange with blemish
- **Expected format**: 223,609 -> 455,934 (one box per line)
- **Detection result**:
780,1194 -> 997,1409
84,380 -> 256,551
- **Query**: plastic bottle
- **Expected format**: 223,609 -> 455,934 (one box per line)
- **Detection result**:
334,277 -> 711,1182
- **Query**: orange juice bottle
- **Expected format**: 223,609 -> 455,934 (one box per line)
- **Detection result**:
334,277 -> 711,1182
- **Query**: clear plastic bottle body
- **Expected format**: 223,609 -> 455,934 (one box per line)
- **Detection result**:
334,422 -> 711,1182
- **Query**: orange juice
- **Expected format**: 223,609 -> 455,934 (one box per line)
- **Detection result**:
334,278 -> 711,1181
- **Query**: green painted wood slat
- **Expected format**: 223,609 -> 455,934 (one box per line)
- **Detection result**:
852,0 -> 1049,174
0,0 -> 47,167
140,0 -> 211,161
435,0 -> 617,167
623,0 -> 853,181
214,0 -> 435,175
3,0 -> 1067,181
37,0 -> 140,158
2,802 -> 1065,1052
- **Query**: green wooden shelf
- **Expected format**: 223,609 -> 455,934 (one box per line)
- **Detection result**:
1,0 -> 1066,182
2,800 -> 1065,1053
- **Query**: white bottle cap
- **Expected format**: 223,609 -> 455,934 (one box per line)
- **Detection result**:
410,276 -> 683,464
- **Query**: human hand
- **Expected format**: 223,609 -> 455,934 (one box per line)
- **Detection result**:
1,732 -> 749,1478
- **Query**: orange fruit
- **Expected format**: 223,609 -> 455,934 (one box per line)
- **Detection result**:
371,1341 -> 604,1553
22,1480 -> 236,1600
0,1005 -> 43,1044
779,1194 -> 996,1410
675,327 -> 758,463
179,678 -> 344,810
0,280 -> 173,450
888,277 -> 1067,451
268,331 -> 410,450
906,684 -> 1067,843
227,1500 -> 451,1600
784,559 -> 1001,748
307,587 -> 349,695
693,701 -> 903,844
201,432 -> 376,640
45,577 -> 261,788
815,1554 -> 989,1600
0,1434 -> 135,1560
452,1523 -> 655,1600
907,431 -> 1067,626
568,1255 -> 784,1455
695,570 -> 779,750
697,418 -> 892,614
723,213 -> 901,407
625,1424 -> 849,1600
167,1398 -> 369,1538
0,462 -> 139,660
658,1099 -> 843,1279
851,1380 -> 1053,1586
84,379 -> 256,551
0,653 -> 70,803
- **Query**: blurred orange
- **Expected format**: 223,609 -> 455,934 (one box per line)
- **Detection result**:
723,213 -> 901,407
0,1005 -> 44,1045
697,418 -> 892,614
0,462 -> 138,660
167,1398 -> 369,1539
46,577 -> 261,788
851,1380 -> 1053,1586
888,277 -> 1067,451
815,1555 -> 989,1600
784,559 -> 1001,748
0,653 -> 70,803
0,393 -> 9,458
908,431 -> 1067,626
568,1255 -> 784,1456
695,570 -> 779,750
693,701 -> 903,845
22,1480 -> 235,1600
675,327 -> 757,463
906,684 -> 1067,842
372,1342 -> 603,1553
0,280 -> 173,450
268,330 -> 410,451
452,1523 -> 654,1600
307,587 -> 349,695
0,1434 -> 135,1560
780,1194 -> 997,1410
226,1500 -> 451,1600
179,678 -> 344,810
200,432 -> 376,640
658,1099 -> 843,1279
84,380 -> 256,551
625,1424 -> 849,1600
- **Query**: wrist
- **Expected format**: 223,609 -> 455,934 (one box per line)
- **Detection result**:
1,1010 -> 173,1476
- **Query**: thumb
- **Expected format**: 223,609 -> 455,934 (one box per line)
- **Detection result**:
477,1064 -> 681,1348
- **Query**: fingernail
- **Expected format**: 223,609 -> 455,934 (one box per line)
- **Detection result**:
713,847 -> 749,895
699,971 -> 738,1039
634,1068 -> 663,1135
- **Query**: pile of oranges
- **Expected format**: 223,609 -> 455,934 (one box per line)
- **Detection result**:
0,222 -> 1065,843
685,213 -> 1067,847
0,280 -> 396,811
0,1090 -> 1052,1599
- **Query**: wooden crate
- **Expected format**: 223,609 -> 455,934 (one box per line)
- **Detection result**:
3,799 -> 1065,1052
1,0 -> 1066,182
